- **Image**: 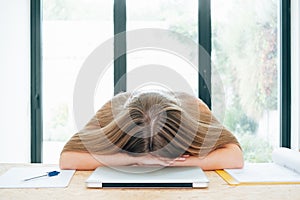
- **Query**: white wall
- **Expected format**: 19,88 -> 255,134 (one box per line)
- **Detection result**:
291,0 -> 300,151
0,0 -> 30,162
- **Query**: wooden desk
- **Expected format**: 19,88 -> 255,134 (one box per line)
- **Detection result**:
1,164 -> 300,200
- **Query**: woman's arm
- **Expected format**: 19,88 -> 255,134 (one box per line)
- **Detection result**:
59,152 -> 138,170
59,144 -> 243,170
59,152 -> 186,170
171,144 -> 244,170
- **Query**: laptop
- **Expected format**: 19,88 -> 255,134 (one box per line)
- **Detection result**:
85,166 -> 209,188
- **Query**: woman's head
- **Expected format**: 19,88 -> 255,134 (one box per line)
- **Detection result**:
86,91 -> 205,158
65,91 -> 234,158
117,92 -> 187,158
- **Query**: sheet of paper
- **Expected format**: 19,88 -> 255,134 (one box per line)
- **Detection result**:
0,166 -> 75,188
225,163 -> 300,183
272,147 -> 300,174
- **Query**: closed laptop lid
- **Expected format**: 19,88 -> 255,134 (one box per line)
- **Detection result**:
86,166 -> 209,188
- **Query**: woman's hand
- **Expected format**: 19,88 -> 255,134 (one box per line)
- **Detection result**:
134,154 -> 188,166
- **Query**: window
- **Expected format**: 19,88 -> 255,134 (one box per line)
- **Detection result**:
211,0 -> 280,162
126,0 -> 198,94
42,0 -> 114,163
36,0 -> 289,163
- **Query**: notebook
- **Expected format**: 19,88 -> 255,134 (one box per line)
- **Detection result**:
86,166 -> 209,188
216,148 -> 300,185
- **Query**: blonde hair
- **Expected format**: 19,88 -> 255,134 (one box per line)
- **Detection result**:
62,91 -> 239,158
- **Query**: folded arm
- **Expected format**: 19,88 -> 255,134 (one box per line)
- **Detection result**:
59,152 -> 137,170
171,143 -> 244,170
60,144 -> 243,170
59,152 -> 183,170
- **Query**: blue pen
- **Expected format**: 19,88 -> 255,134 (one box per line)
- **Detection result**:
23,171 -> 60,181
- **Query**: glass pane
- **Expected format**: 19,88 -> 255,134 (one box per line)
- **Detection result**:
127,0 -> 198,95
42,0 -> 114,163
211,0 -> 280,162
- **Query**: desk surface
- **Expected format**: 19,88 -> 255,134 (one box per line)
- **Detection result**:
1,164 -> 300,200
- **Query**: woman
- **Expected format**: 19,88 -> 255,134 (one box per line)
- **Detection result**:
60,91 -> 243,170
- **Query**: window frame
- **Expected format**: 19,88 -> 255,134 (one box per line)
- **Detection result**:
114,0 -> 127,94
30,0 -> 43,163
30,0 -> 291,162
280,0 -> 291,148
